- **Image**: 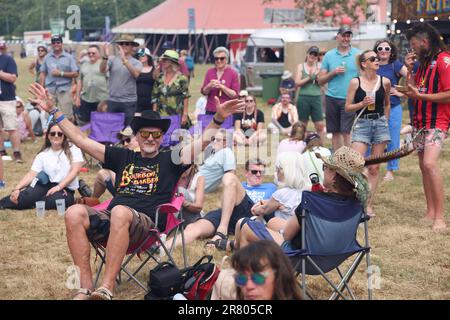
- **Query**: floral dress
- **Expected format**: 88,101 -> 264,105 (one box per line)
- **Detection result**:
152,73 -> 190,125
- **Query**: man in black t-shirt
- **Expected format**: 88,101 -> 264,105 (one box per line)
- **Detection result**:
28,83 -> 244,300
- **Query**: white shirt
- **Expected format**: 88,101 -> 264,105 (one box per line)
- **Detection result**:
272,187 -> 303,220
31,144 -> 84,190
300,146 -> 331,184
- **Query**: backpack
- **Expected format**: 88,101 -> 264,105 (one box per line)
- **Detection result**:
185,56 -> 194,71
182,255 -> 220,300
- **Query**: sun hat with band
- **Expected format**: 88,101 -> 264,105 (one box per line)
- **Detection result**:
113,34 -> 140,47
160,49 -> 180,65
130,110 -> 171,135
316,146 -> 370,208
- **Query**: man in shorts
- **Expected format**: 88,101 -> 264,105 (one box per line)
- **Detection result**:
404,23 -> 450,232
0,41 -> 23,163
318,27 -> 361,151
39,35 -> 79,123
28,82 -> 244,300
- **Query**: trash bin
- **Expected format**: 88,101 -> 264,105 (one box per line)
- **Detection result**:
260,71 -> 283,103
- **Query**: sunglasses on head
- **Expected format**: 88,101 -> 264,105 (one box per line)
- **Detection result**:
377,46 -> 391,52
215,56 -> 226,62
235,271 -> 270,287
49,131 -> 64,137
139,130 -> 163,139
364,56 -> 380,62
250,169 -> 264,175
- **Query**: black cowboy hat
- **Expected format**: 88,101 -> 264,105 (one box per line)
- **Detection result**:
131,110 -> 171,134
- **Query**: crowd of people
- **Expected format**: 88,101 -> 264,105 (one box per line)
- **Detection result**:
0,21 -> 448,300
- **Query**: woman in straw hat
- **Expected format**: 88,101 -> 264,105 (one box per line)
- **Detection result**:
234,146 -> 369,250
152,49 -> 191,128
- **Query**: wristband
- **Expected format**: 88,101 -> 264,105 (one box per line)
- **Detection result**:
49,108 -> 59,116
56,114 -> 65,124
212,116 -> 224,126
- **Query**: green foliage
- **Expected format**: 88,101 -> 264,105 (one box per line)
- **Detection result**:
0,0 -> 163,37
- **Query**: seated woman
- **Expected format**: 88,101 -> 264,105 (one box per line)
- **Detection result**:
248,152 -> 309,233
230,240 -> 303,300
267,94 -> 299,136
233,95 -> 266,146
177,164 -> 205,225
16,96 -> 36,142
300,132 -> 331,185
0,123 -> 84,210
276,122 -> 306,155
235,146 -> 369,250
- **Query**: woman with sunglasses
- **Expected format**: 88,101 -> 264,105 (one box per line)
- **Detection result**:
135,48 -> 155,113
295,46 -> 325,142
231,240 -> 303,300
345,50 -> 391,216
233,95 -> 266,146
0,123 -> 84,210
373,40 -> 408,182
28,45 -> 47,83
152,50 -> 191,128
201,46 -> 239,115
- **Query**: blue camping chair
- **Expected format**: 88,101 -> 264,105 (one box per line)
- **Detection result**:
285,191 -> 372,300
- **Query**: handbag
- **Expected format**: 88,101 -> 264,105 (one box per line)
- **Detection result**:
146,262 -> 183,299
211,256 -> 237,300
182,255 -> 220,300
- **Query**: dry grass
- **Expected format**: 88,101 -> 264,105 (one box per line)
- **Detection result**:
0,56 -> 449,300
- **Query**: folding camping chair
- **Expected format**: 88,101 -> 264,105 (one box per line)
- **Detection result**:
285,191 -> 372,300
91,193 -> 188,292
161,115 -> 182,147
79,112 -> 126,168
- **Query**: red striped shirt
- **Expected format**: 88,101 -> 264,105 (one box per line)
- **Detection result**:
414,51 -> 450,131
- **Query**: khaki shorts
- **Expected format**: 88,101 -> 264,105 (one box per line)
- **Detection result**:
84,205 -> 155,251
0,100 -> 18,130
51,91 -> 74,119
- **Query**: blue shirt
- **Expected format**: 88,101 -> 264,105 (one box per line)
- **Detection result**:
0,54 -> 18,101
242,182 -> 277,203
377,60 -> 403,107
199,147 -> 236,193
321,47 -> 361,99
40,51 -> 79,93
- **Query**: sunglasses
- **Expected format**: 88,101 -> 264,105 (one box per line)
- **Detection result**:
309,52 -> 319,56
87,52 -> 97,56
119,42 -> 133,46
364,56 -> 380,63
245,99 -> 254,103
235,271 -> 271,287
49,131 -> 64,137
250,170 -> 264,175
139,130 -> 163,139
214,57 -> 226,62
377,46 -> 391,52
51,41 -> 62,45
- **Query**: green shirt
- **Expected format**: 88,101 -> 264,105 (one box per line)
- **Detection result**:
79,61 -> 108,103
299,63 -> 321,96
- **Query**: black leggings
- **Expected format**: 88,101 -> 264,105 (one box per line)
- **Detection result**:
0,183 -> 75,210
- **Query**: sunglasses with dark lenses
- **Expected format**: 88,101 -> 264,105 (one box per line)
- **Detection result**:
250,170 -> 264,175
365,56 -> 380,62
309,52 -> 319,56
49,131 -> 64,137
119,42 -> 133,46
377,46 -> 391,52
235,271 -> 270,287
139,130 -> 163,139
215,57 -> 226,62
87,52 -> 97,56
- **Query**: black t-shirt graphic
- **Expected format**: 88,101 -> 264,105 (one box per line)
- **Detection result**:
103,146 -> 189,229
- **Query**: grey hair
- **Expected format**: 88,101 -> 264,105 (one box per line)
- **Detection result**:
213,46 -> 229,59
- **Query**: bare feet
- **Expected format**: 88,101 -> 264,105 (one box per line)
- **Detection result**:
432,219 -> 447,232
383,171 -> 394,182
366,206 -> 376,217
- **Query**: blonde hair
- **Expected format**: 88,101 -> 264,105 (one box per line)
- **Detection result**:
274,152 -> 309,190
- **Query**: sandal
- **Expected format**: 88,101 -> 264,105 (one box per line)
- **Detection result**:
72,288 -> 91,300
90,286 -> 113,300
205,232 -> 235,252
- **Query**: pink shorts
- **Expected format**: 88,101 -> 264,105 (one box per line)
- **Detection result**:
413,128 -> 448,153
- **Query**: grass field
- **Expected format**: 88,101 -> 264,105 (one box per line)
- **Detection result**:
0,56 -> 449,300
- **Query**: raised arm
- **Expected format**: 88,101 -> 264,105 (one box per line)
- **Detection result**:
28,83 -> 106,163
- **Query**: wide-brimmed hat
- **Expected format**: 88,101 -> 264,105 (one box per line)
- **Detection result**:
114,34 -> 140,47
117,126 -> 134,139
281,70 -> 293,80
316,146 -> 365,186
160,50 -> 180,65
130,110 -> 171,135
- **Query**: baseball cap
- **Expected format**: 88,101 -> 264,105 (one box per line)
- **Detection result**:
239,90 -> 249,97
137,48 -> 151,57
0,41 -> 6,49
337,27 -> 353,35
307,46 -> 320,54
51,35 -> 63,43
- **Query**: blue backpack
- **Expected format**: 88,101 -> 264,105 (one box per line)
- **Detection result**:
185,56 -> 194,70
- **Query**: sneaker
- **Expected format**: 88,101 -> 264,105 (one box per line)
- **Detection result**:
0,150 -> 7,157
0,180 -> 5,189
13,151 -> 24,163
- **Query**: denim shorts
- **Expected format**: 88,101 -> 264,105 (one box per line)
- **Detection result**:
352,116 -> 391,145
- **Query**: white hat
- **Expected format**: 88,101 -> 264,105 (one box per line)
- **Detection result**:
239,90 -> 249,97
281,70 -> 293,80
15,96 -> 24,105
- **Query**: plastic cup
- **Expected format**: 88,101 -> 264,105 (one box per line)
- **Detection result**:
55,199 -> 66,216
35,201 -> 46,218
367,91 -> 376,111
341,61 -> 346,71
